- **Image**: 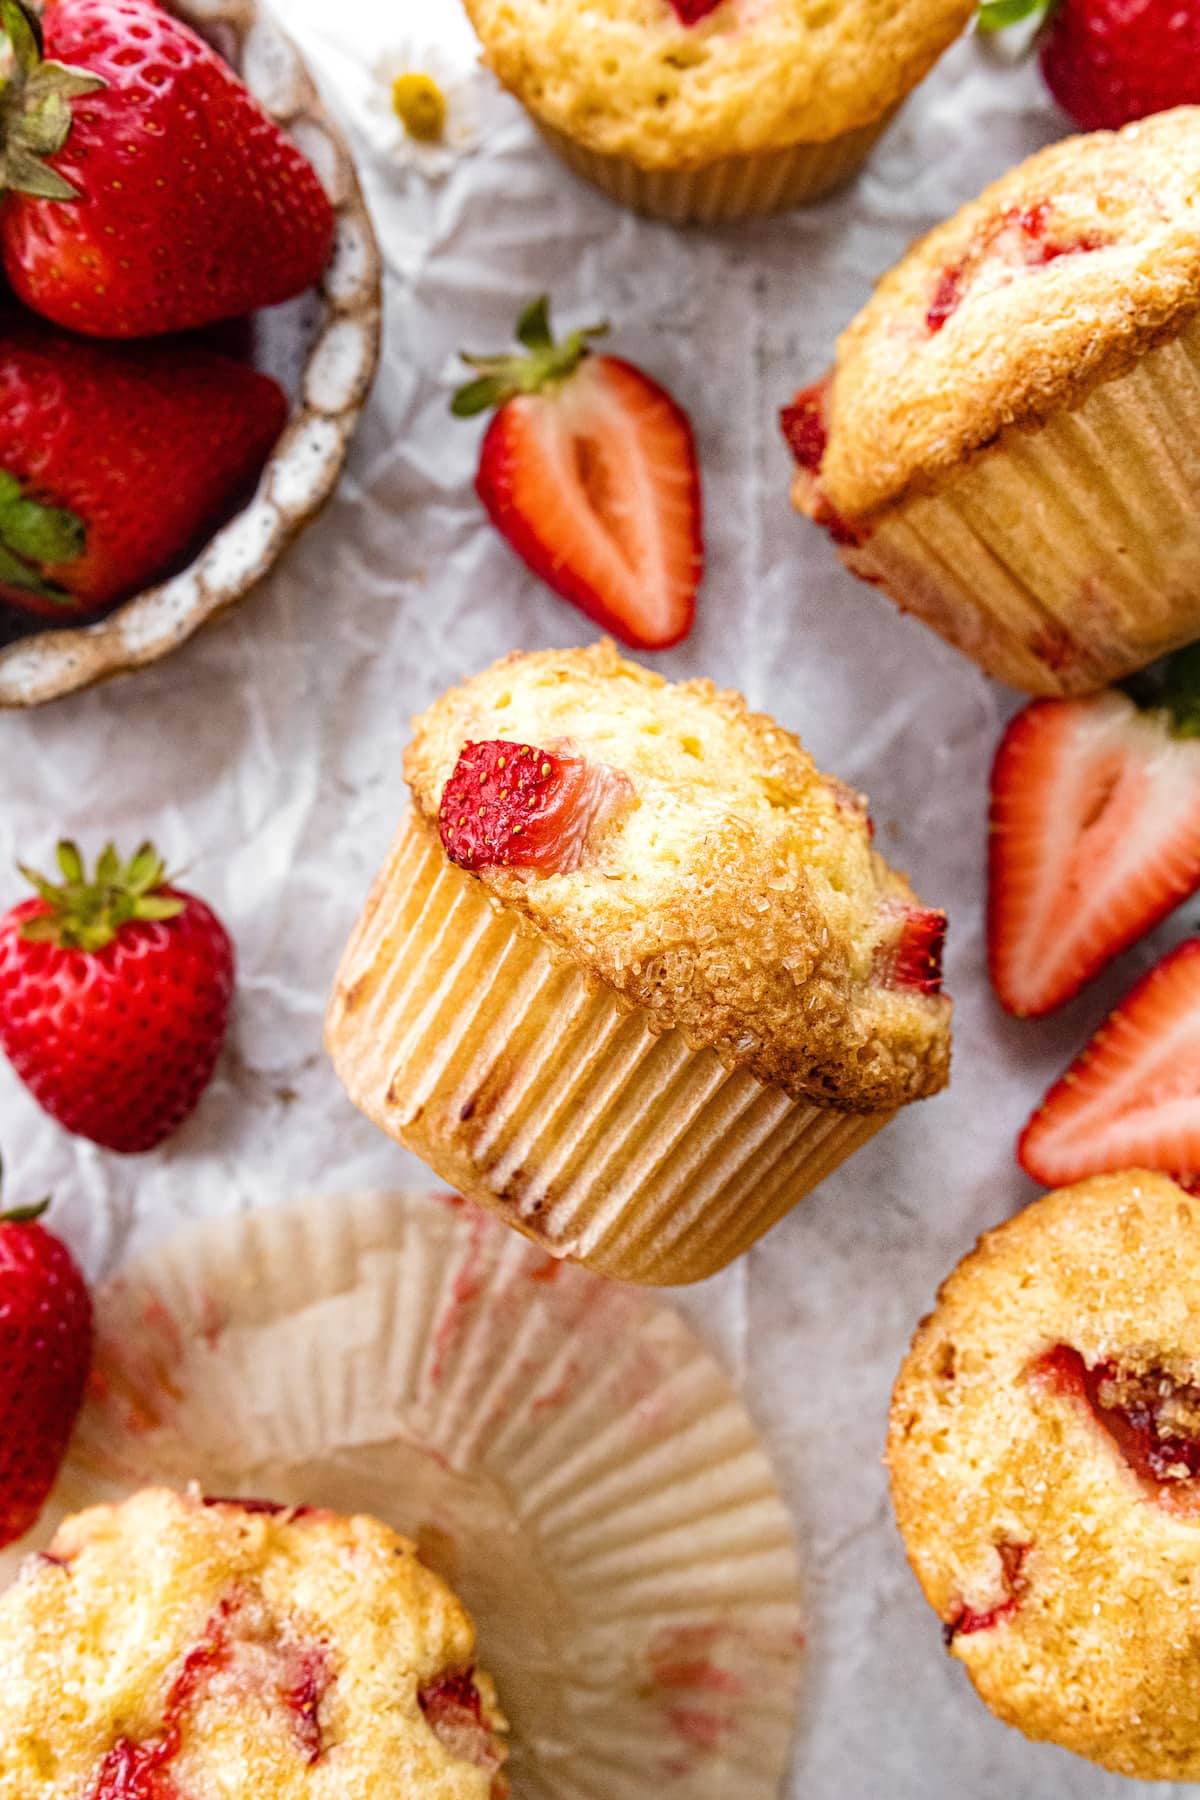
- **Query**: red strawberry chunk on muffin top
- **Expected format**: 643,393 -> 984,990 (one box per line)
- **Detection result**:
439,741 -> 633,875
85,1591 -> 332,1797
1033,1346 -> 1200,1490
925,200 -> 1109,334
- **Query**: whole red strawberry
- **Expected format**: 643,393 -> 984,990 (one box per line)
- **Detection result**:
979,0 -> 1200,130
0,1184 -> 92,1548
0,842 -> 234,1152
0,0 -> 335,337
0,321 -> 288,617
453,298 -> 703,651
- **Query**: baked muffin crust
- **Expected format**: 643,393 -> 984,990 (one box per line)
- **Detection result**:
814,108 -> 1200,521
404,641 -> 951,1111
0,1488 -> 505,1799
463,0 -> 975,168
888,1172 -> 1200,1781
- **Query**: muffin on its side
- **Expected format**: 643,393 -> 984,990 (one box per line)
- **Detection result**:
787,108 -> 1200,695
327,640 -> 951,1285
463,0 -> 975,224
888,1172 -> 1200,1781
0,1488 -> 507,1798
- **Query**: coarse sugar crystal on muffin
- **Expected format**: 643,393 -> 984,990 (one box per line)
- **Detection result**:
462,0 -> 976,222
326,640 -> 951,1285
887,1171 -> 1200,1781
787,107 -> 1200,696
0,1487 -> 507,1799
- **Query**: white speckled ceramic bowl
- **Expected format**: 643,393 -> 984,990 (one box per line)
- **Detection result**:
0,0 -> 383,710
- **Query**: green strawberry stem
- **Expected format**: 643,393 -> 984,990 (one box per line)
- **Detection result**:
0,1198 -> 49,1223
0,1153 -> 50,1223
977,0 -> 1054,29
1123,643 -> 1200,740
18,841 -> 184,952
0,469 -> 85,602
0,0 -> 105,201
451,296 -> 609,418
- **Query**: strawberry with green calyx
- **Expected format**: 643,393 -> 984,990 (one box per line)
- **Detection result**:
0,841 -> 235,1153
0,1159 -> 93,1548
978,0 -> 1200,131
0,469 -> 83,608
0,320 -> 288,617
453,297 -> 703,652
0,0 -> 105,201
0,0 -> 335,338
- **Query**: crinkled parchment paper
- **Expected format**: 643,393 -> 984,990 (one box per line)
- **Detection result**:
0,2 -> 1190,1794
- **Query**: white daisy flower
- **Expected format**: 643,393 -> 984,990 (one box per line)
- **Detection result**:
368,41 -> 481,177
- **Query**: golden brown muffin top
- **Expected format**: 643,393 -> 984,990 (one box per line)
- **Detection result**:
888,1172 -> 1200,1782
0,1488 -> 506,1799
816,108 -> 1200,520
463,0 -> 975,168
404,641 -> 951,1111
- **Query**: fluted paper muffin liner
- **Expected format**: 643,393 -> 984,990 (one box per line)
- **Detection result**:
843,314 -> 1200,696
534,114 -> 893,224
3,1190 -> 803,1799
326,810 -> 889,1286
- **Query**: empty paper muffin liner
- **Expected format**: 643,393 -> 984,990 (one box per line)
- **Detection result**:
843,313 -> 1200,696
3,1190 -> 804,1800
534,114 -> 894,225
326,810 -> 889,1286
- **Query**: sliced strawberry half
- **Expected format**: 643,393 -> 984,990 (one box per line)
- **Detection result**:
453,298 -> 702,650
1019,937 -> 1200,1187
438,739 -> 633,875
989,661 -> 1200,1018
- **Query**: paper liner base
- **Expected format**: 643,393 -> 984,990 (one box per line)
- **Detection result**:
5,1191 -> 804,1800
840,315 -> 1200,696
326,811 -> 891,1286
533,115 -> 893,223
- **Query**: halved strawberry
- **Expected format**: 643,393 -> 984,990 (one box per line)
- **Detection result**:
453,299 -> 702,651
989,659 -> 1200,1018
1019,937 -> 1200,1187
438,740 -> 633,875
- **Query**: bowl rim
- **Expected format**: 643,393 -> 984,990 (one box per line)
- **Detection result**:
0,0 -> 384,711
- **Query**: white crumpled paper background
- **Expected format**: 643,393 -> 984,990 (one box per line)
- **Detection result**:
1,3 -> 1191,1794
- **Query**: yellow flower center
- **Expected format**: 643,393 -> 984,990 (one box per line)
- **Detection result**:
391,73 -> 448,144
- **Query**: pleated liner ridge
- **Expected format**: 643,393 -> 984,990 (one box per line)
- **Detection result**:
326,811 -> 890,1286
533,112 -> 894,225
845,313 -> 1200,697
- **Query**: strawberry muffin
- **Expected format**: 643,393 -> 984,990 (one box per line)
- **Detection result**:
0,1488 -> 507,1798
888,1172 -> 1200,1780
461,0 -> 975,224
786,107 -> 1200,695
326,640 -> 952,1285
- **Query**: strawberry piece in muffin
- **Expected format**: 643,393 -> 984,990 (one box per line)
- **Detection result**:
438,740 -> 633,874
924,200 -> 1108,334
420,1669 -> 507,1778
780,377 -> 867,548
873,902 -> 948,996
1032,1347 -> 1200,1491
